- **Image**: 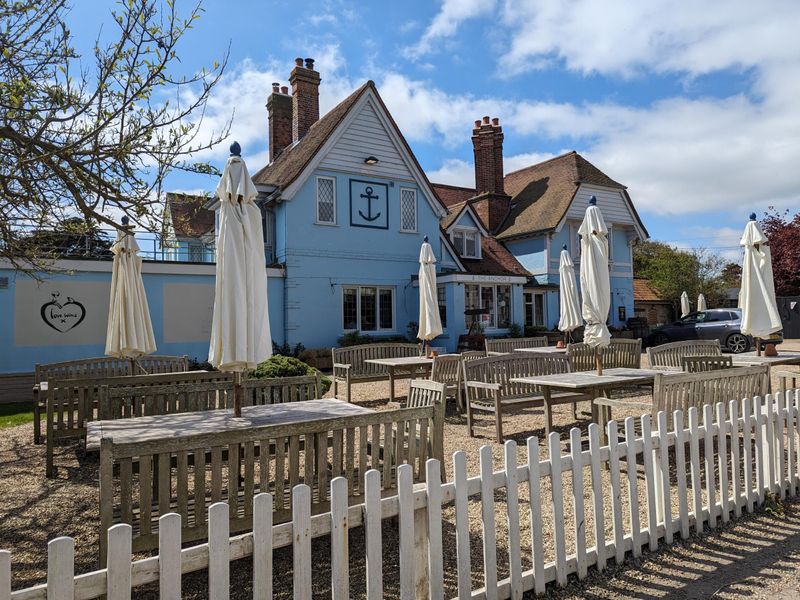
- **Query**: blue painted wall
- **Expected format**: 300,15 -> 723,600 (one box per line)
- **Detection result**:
506,237 -> 547,276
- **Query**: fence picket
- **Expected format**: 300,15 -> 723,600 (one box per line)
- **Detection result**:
777,393 -> 786,499
640,415 -> 659,550
398,464 -> 415,600
159,513 -> 182,600
504,442 -> 523,597
106,524 -> 131,600
526,437 -> 546,595
426,459 -> 444,600
623,419 -> 641,558
587,425 -> 606,571
716,403 -> 730,524
606,421 -> 624,565
253,494 -> 273,600
743,397 -> 755,512
291,486 -> 311,600
0,550 -> 9,600
703,404 -> 717,529
47,537 -> 74,600
671,410 -> 689,540
729,400 -> 742,519
480,445 -> 498,598
787,392 -> 796,496
657,412 -> 673,544
208,503 -> 230,600
688,408 -> 703,532
754,395 -> 765,504
364,470 -> 383,600
549,433 -> 567,586
568,429 -> 587,579
330,478 -> 349,600
453,452 -> 471,600
765,394 -> 777,495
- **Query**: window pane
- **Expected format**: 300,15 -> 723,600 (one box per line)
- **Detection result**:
343,288 -> 357,330
317,178 -> 335,223
464,284 -> 479,329
465,232 -> 478,257
524,293 -> 534,327
400,189 -> 416,231
453,231 -> 465,255
534,294 -> 545,327
379,289 -> 393,329
360,287 -> 377,331
497,285 -> 511,328
438,285 -> 447,329
481,286 -> 495,328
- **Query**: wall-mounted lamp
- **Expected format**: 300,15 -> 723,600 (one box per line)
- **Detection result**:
363,156 -> 379,165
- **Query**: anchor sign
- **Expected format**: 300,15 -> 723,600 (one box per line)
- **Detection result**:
358,186 -> 382,222
41,291 -> 86,333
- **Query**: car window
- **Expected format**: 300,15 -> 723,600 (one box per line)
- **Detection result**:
682,312 -> 706,323
704,312 -> 724,322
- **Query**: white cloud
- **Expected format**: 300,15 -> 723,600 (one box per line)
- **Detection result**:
426,159 -> 473,187
404,0 -> 497,59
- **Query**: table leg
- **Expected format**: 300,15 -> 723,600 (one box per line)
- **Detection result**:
389,368 -> 396,404
543,387 -> 553,435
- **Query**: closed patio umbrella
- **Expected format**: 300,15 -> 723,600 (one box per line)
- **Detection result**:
558,244 -> 582,343
105,217 -> 156,373
417,236 -> 443,357
209,142 -> 271,415
697,294 -> 707,312
680,291 -> 691,318
578,197 -> 611,374
739,213 -> 782,356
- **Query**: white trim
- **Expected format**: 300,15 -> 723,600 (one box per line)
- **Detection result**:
0,259 -> 285,278
444,203 -> 489,237
341,284 -> 396,333
281,92 -> 447,218
438,232 -> 466,272
449,227 -> 482,260
436,273 -> 528,285
315,175 -> 337,225
399,187 -> 418,233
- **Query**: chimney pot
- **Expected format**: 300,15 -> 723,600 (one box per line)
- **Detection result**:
281,85 -> 289,94
482,115 -> 490,125
272,82 -> 280,93
295,57 -> 304,67
492,117 -> 499,126
290,57 -> 321,141
268,81 -> 293,162
304,57 -> 315,70
474,120 -> 482,128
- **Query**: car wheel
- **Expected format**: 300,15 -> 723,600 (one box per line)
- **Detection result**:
726,333 -> 749,354
651,333 -> 669,346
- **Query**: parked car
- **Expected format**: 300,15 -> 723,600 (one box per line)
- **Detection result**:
649,308 -> 783,353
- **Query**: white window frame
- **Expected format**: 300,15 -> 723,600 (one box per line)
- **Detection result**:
450,227 -> 481,259
437,284 -> 447,330
342,285 -> 396,333
464,284 -> 511,330
315,175 -> 337,225
607,225 -> 614,263
399,187 -> 417,233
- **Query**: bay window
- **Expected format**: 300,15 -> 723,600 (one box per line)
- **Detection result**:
342,286 -> 395,332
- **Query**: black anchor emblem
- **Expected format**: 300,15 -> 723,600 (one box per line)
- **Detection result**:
358,186 -> 381,222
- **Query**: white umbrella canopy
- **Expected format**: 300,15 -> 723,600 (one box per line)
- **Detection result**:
209,146 -> 272,391
739,214 -> 782,347
417,237 -> 443,353
105,222 -> 156,362
697,294 -> 707,312
578,197 -> 611,366
558,245 -> 582,335
680,291 -> 691,317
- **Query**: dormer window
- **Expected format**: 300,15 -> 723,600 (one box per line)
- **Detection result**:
451,228 -> 481,259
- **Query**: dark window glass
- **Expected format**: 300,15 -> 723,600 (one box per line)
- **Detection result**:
379,289 -> 393,329
360,287 -> 377,331
534,294 -> 545,327
343,288 -> 357,330
438,286 -> 447,329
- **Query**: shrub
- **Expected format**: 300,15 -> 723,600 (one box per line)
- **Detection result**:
272,340 -> 306,358
507,323 -> 523,338
524,325 -> 547,337
337,331 -> 373,347
251,355 -> 331,395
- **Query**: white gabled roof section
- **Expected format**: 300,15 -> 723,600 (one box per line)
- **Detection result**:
280,88 -> 447,217
557,183 -> 647,240
445,203 -> 489,236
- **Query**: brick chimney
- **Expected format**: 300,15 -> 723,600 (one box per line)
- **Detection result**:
289,57 -> 321,142
471,116 -> 510,232
267,82 -> 292,162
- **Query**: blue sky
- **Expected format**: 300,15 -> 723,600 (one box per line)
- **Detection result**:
65,0 -> 800,256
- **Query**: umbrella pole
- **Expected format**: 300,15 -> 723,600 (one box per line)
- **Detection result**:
233,371 -> 243,417
595,348 -> 603,376
756,337 -> 761,357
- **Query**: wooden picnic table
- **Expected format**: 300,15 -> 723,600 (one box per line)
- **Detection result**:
363,355 -> 435,403
515,346 -> 567,354
86,398 -> 373,451
510,368 -> 661,432
731,350 -> 800,367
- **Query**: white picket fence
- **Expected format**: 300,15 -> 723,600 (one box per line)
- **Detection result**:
2,390 -> 799,600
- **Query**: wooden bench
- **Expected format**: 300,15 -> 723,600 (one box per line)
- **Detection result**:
33,355 -> 188,444
331,343 -> 421,402
45,371 -> 228,477
567,339 -> 642,371
485,336 -> 548,355
646,340 -> 721,370
682,355 -> 734,372
430,354 -> 461,406
595,364 -> 769,434
463,353 -> 591,442
98,393 -> 444,556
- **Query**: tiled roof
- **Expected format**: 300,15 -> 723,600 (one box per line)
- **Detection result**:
633,279 -> 667,303
431,183 -> 477,208
165,193 -> 214,238
460,236 -> 529,277
440,202 -> 467,230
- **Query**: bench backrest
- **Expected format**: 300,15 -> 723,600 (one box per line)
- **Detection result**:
567,339 -> 642,372
405,379 -> 446,408
463,353 -> 571,401
430,355 -> 461,385
653,364 -> 769,429
99,400 -> 444,551
242,374 -> 322,405
331,343 -> 420,377
46,371 -> 230,437
460,350 -> 487,362
35,355 -> 188,385
646,340 -> 721,369
485,336 -> 548,355
681,355 -> 734,373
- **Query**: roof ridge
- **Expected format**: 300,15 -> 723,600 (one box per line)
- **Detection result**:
431,182 -> 476,192
503,150 -> 578,179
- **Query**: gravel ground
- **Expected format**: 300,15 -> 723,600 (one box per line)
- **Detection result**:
1,346 -> 799,598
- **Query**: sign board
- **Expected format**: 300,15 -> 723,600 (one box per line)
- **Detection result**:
349,179 -> 389,229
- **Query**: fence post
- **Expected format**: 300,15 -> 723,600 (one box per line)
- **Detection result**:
364,470 -> 383,600
479,445 -> 498,598
754,395 -> 765,504
253,493 -> 273,600
505,441 -> 523,597
159,513 -> 182,600
453,451 -> 471,600
208,502 -> 230,600
330,478 -> 349,600
291,486 -> 311,600
548,432 -> 568,584
398,464 -> 416,600
425,459 -> 444,600
606,421 -> 624,565
716,403 -> 730,523
0,550 -> 10,600
106,524 -> 132,600
587,425 -> 606,571
47,537 -> 74,600
673,410 -> 689,540
623,418 -> 641,558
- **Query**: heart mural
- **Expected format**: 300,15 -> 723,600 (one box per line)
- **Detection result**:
40,291 -> 87,333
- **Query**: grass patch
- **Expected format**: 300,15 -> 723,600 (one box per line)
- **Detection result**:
0,402 -> 34,428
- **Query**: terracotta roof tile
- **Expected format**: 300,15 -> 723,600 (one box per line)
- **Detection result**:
460,236 -> 529,277
633,279 -> 666,302
431,183 -> 477,208
165,193 -> 214,238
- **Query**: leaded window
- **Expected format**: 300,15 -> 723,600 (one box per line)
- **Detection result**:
400,188 -> 417,232
342,286 -> 394,332
316,176 -> 336,224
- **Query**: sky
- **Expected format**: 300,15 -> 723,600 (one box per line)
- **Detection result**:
64,0 -> 800,257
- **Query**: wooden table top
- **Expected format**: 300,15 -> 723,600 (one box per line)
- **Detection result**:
510,368 -> 662,390
515,346 -> 567,354
732,351 -> 800,366
364,356 -> 436,367
86,399 -> 373,451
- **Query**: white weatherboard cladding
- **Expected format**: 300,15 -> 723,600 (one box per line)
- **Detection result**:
566,185 -> 635,228
319,99 -> 414,182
